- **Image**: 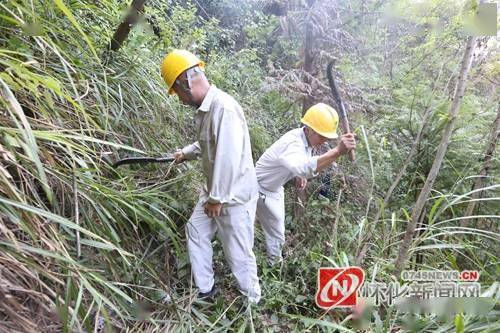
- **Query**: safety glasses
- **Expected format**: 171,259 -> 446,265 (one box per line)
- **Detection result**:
174,66 -> 203,93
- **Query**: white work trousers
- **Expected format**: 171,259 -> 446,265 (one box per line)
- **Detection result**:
186,196 -> 261,302
256,187 -> 285,265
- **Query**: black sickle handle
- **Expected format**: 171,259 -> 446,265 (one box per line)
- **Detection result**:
112,156 -> 175,168
327,61 -> 355,161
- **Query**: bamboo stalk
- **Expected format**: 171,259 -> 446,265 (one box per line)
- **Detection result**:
109,0 -> 147,52
394,36 -> 478,276
73,173 -> 81,259
461,105 -> 500,226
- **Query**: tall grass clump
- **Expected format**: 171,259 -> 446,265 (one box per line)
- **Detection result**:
1,0 -> 498,332
0,1 -> 200,330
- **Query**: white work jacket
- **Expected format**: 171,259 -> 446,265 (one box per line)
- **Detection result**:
181,85 -> 258,205
255,127 -> 318,192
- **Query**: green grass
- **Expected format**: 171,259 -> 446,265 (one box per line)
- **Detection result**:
0,0 -> 498,332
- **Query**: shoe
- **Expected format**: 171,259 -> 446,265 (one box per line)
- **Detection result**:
198,284 -> 217,299
246,281 -> 262,304
267,256 -> 283,267
248,294 -> 261,304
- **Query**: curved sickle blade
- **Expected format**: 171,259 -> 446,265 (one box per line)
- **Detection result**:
327,61 -> 355,161
112,156 -> 175,168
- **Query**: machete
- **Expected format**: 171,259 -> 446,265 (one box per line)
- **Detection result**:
327,61 -> 355,161
112,155 -> 175,168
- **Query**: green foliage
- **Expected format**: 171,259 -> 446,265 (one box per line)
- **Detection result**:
0,0 -> 498,331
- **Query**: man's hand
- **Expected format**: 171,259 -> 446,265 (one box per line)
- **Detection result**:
336,133 -> 356,155
317,133 -> 356,173
204,202 -> 223,218
295,177 -> 307,191
173,149 -> 186,164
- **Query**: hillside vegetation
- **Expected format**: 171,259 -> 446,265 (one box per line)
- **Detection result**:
0,0 -> 498,332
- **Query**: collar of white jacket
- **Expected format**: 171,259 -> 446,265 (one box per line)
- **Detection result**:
197,85 -> 217,113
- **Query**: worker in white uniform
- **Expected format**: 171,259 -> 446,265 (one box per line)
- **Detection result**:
255,103 -> 356,265
161,50 -> 261,303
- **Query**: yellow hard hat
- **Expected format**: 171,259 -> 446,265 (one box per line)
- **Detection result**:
301,103 -> 339,139
161,49 -> 205,95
